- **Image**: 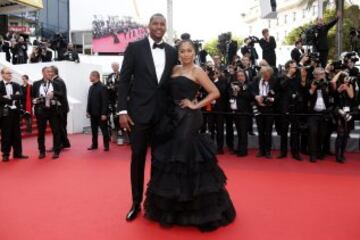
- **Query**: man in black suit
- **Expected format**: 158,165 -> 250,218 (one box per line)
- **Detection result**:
49,66 -> 71,149
87,71 -> 110,151
0,67 -> 28,162
32,67 -> 64,159
230,69 -> 252,156
313,12 -> 340,67
208,70 -> 227,154
259,29 -> 277,67
117,13 -> 178,221
291,40 -> 304,65
250,66 -> 277,159
275,60 -> 305,160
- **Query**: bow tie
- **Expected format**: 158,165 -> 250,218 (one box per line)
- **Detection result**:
153,42 -> 165,49
5,82 -> 11,85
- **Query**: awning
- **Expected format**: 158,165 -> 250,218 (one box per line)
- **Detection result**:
0,0 -> 43,14
11,0 -> 43,9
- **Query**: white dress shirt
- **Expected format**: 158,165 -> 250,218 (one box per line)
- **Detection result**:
259,79 -> 269,96
148,36 -> 166,83
314,90 -> 326,112
4,81 -> 13,97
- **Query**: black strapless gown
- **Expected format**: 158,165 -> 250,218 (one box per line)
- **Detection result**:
144,76 -> 236,231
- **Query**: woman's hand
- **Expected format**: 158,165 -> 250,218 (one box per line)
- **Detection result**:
179,99 -> 198,110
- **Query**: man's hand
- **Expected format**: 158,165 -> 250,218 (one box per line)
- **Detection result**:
86,112 -> 90,118
119,114 -> 134,132
255,95 -> 265,106
101,115 -> 107,121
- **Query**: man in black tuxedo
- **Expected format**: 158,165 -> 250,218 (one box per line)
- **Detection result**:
32,67 -> 64,159
117,13 -> 178,221
313,12 -> 340,67
291,40 -> 305,65
49,66 -> 71,149
259,29 -> 277,67
87,71 -> 110,151
0,67 -> 28,162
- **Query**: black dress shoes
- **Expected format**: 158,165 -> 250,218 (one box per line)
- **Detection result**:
14,155 -> 29,160
256,152 -> 265,158
292,154 -> 303,161
52,153 -> 60,159
2,156 -> 9,162
309,156 -> 317,163
39,152 -> 46,159
126,204 -> 141,222
277,153 -> 287,159
87,146 -> 98,150
265,152 -> 272,159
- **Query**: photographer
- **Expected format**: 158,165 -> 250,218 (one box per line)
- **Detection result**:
11,36 -> 28,64
259,29 -> 277,67
229,69 -> 252,157
250,66 -> 277,159
313,12 -> 341,67
0,68 -> 28,162
224,65 -> 236,151
63,43 -> 80,63
291,40 -> 305,65
106,62 -> 122,139
307,68 -> 334,162
330,71 -> 355,163
241,37 -> 259,65
275,60 -> 306,160
208,69 -> 228,154
50,33 -> 68,61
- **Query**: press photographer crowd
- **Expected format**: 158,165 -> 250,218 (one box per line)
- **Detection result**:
0,12 -> 359,164
0,31 -> 80,64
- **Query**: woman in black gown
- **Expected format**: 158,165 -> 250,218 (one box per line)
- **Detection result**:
144,40 -> 236,232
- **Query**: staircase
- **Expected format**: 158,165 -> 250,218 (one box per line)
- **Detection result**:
21,116 -> 52,139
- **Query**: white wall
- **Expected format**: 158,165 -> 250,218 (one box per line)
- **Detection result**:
0,55 -> 102,134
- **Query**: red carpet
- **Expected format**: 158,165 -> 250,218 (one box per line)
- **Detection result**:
1,134 -> 360,240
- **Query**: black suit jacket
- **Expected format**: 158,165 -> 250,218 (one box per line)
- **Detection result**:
259,36 -> 277,66
314,18 -> 338,51
117,37 -> 178,124
212,78 -> 228,112
87,81 -> 108,117
0,81 -> 23,115
52,76 -> 69,113
291,48 -> 304,64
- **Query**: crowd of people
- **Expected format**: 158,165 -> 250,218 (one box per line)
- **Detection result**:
197,24 -> 360,163
92,16 -> 147,44
0,32 -> 80,64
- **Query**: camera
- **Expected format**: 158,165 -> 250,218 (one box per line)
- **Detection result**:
344,51 -> 359,63
313,79 -> 328,88
264,90 -> 276,106
331,60 -> 346,71
336,107 -> 352,122
339,71 -> 356,85
252,103 -> 261,116
245,36 -> 259,47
